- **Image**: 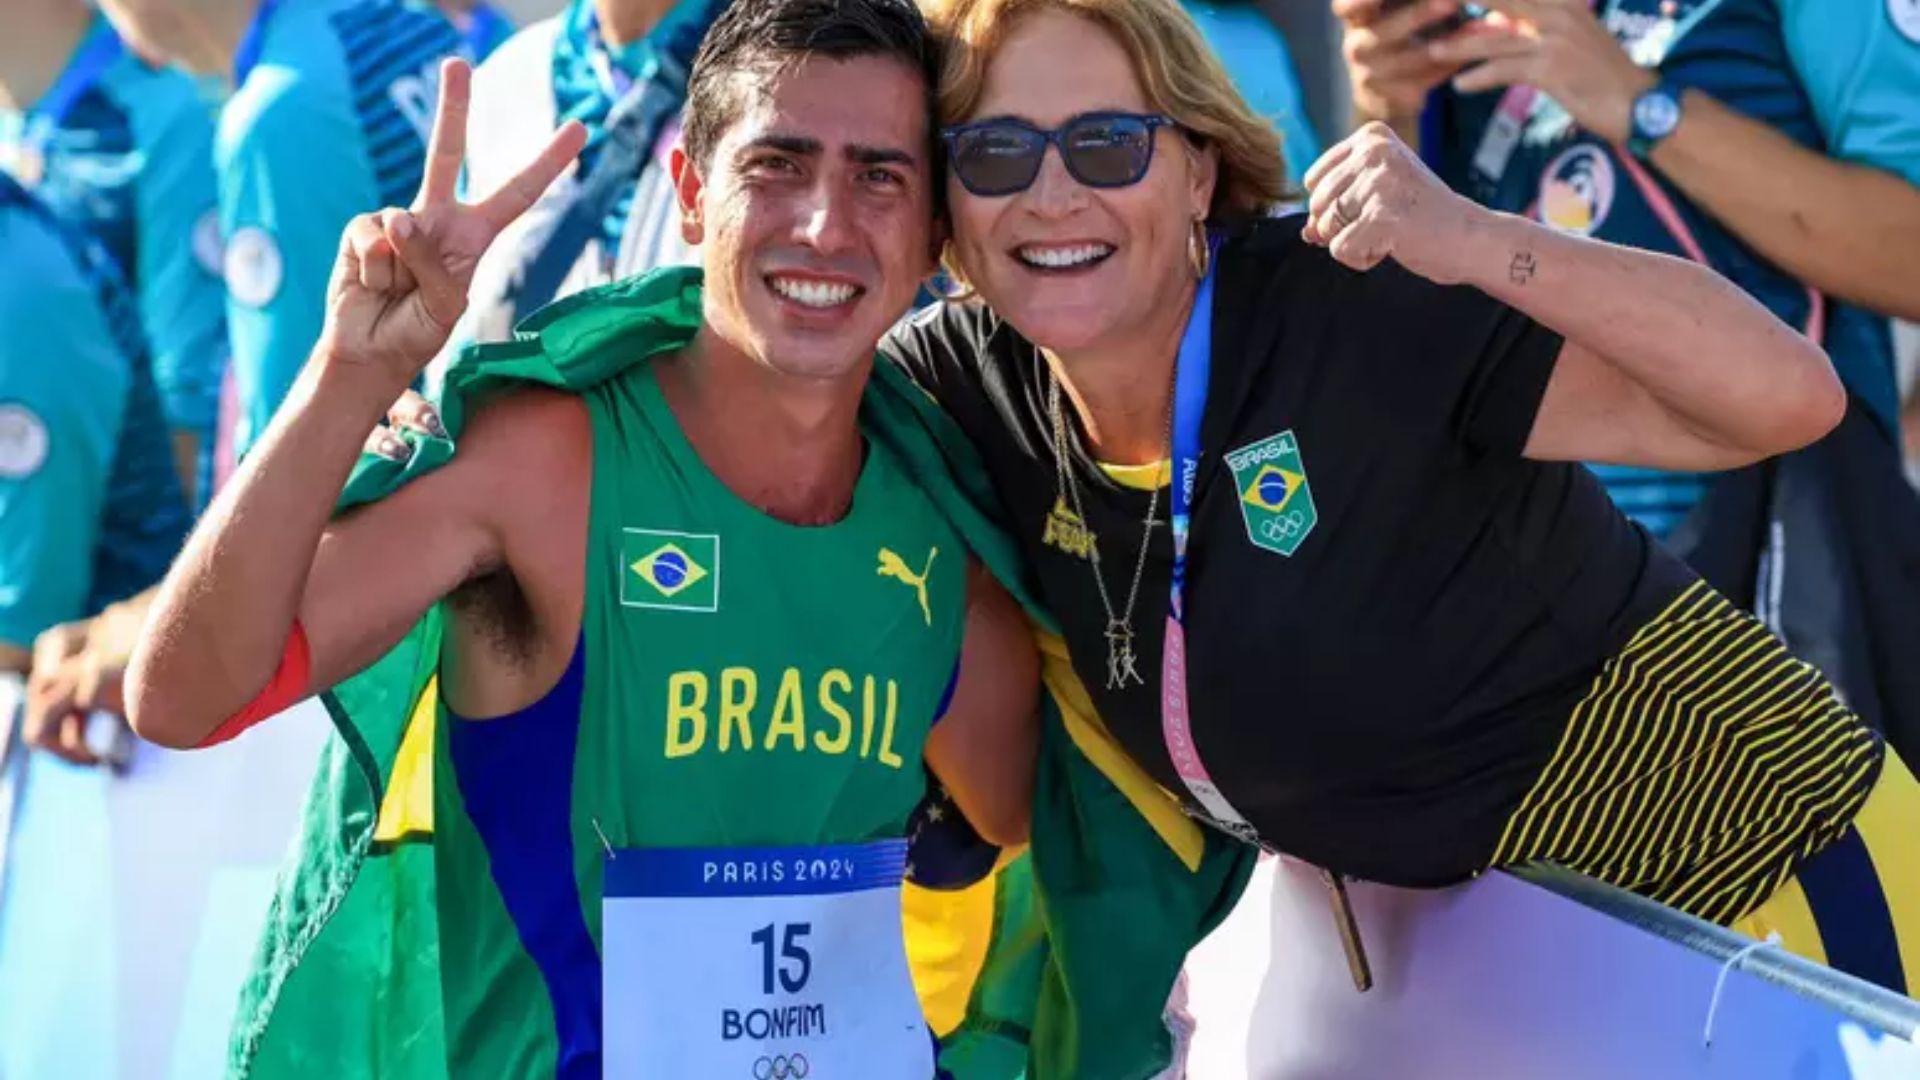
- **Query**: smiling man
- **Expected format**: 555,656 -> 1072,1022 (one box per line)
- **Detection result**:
126,2 -> 1038,1076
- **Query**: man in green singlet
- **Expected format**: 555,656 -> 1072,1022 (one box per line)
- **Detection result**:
125,2 -> 1039,1076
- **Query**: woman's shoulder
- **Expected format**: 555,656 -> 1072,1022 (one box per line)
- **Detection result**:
1221,210 -> 1311,256
1216,211 -> 1332,288
880,299 -> 1037,438
1216,210 -> 1453,323
1212,211 -> 1360,336
882,298 -> 1019,385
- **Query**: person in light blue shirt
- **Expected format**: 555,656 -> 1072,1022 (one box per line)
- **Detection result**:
0,174 -> 187,703
97,0 -> 464,468
1182,0 -> 1322,186
0,1 -> 228,509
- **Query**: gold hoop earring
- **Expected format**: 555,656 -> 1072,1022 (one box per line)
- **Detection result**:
932,245 -> 978,303
1188,216 -> 1211,280
928,270 -> 977,303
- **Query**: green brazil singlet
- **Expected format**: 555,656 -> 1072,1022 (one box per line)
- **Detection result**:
429,359 -> 966,1075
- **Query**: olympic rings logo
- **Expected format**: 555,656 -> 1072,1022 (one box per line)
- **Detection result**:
1260,511 -> 1306,542
753,1054 -> 810,1079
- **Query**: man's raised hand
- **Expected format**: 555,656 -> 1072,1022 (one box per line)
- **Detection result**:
320,58 -> 587,389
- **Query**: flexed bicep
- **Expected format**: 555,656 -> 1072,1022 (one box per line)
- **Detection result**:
295,452 -> 501,695
1523,340 -> 1773,470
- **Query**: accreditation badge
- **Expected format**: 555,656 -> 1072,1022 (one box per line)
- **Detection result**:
602,839 -> 934,1080
1226,430 -> 1318,557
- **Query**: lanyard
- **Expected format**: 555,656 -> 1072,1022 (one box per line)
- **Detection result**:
1470,0 -> 1620,187
584,12 -> 634,99
1158,236 -> 1262,844
1156,240 -> 1376,992
1468,84 -> 1539,188
23,28 -> 123,155
233,0 -> 283,88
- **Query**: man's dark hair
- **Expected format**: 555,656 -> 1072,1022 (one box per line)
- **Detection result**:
681,0 -> 940,171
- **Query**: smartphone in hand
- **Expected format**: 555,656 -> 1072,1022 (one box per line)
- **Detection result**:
1379,0 -> 1488,43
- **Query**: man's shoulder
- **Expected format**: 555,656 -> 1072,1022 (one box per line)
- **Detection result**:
461,385 -> 592,461
230,0 -> 450,136
218,55 -> 356,170
453,389 -> 593,553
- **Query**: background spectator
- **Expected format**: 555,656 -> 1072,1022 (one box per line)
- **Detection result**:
0,0 -> 227,510
439,0 -> 520,59
95,0 -> 464,477
1,175 -> 185,765
435,0 -> 726,384
1182,0 -> 1323,184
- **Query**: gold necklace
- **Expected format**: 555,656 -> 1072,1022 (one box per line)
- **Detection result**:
1046,367 -> 1172,690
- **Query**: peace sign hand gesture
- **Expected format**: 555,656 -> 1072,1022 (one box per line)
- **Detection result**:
319,58 -> 587,390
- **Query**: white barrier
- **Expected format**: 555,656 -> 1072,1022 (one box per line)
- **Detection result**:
1186,856 -> 1920,1079
0,694 -> 329,1080
5,680 -> 1916,1080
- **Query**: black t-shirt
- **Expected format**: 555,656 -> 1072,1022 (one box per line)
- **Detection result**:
883,217 -> 1698,886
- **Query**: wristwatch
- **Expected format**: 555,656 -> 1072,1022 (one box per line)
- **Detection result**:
1627,81 -> 1685,160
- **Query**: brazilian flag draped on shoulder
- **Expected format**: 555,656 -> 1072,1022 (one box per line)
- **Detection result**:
228,266 -> 1254,1079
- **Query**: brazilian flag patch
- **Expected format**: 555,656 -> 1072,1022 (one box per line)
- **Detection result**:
1225,431 -> 1317,557
621,528 -> 721,612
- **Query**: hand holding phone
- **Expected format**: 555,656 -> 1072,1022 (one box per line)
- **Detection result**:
1339,0 -> 1487,120
1378,0 -> 1487,42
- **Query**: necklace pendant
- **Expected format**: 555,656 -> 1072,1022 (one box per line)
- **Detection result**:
1105,620 -> 1145,690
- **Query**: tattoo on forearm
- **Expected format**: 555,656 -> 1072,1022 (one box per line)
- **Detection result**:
1509,251 -> 1538,285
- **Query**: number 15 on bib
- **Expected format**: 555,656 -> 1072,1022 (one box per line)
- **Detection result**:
603,840 -> 935,1078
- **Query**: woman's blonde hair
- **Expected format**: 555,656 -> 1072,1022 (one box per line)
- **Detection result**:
923,0 -> 1292,223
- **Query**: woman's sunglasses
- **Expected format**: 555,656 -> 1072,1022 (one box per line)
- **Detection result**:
941,111 -> 1180,198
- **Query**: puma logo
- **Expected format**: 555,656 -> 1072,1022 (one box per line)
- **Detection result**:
877,547 -> 937,627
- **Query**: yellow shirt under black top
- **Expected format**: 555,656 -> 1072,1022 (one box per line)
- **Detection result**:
882,216 -> 1882,925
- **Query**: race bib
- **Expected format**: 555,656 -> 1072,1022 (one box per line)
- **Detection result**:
603,840 -> 934,1080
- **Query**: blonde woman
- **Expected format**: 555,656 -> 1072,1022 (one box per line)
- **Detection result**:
887,0 -> 1920,995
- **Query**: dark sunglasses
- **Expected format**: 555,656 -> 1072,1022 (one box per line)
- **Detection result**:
941,111 -> 1180,198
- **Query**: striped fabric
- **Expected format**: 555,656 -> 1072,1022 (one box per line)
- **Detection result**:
55,205 -> 191,613
329,0 -> 461,209
1490,580 -> 1883,926
1585,462 -> 1713,539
